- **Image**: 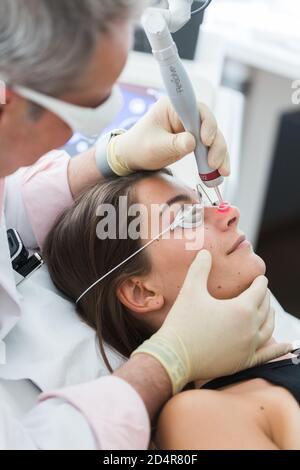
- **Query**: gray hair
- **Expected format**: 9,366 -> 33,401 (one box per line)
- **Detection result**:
0,0 -> 146,97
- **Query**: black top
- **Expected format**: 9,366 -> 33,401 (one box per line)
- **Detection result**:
203,356 -> 300,405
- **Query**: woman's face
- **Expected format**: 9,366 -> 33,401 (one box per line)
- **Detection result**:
133,174 -> 266,316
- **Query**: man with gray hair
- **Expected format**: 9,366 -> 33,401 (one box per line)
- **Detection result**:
0,0 -> 289,450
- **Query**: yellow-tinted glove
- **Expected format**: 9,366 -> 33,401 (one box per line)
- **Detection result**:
107,97 -> 230,177
132,250 -> 292,395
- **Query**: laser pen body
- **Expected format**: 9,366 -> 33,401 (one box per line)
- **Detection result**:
143,10 -> 224,204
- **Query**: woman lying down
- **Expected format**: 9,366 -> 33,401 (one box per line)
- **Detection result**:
44,170 -> 300,450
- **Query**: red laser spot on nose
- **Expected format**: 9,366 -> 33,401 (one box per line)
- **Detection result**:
218,202 -> 230,213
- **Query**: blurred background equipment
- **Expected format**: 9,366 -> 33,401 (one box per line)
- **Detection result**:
134,1 -> 205,60
256,110 -> 300,317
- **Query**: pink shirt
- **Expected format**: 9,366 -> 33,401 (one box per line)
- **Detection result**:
1,152 -> 150,450
41,376 -> 150,450
20,151 -> 74,248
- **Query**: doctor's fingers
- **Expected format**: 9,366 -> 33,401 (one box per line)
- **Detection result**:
238,276 -> 269,319
198,102 -> 218,145
258,287 -> 271,325
251,341 -> 293,368
166,100 -> 218,137
256,305 -> 275,349
206,130 -> 230,177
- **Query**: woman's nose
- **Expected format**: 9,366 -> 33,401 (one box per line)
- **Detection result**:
205,205 -> 240,231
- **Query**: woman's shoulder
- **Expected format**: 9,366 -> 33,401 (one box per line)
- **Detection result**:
156,382 -> 300,449
221,379 -> 300,449
156,387 -> 268,449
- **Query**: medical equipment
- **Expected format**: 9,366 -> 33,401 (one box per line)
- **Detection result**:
142,1 -> 224,205
197,182 -> 231,214
64,83 -> 163,156
190,0 -> 213,15
76,203 -> 204,304
12,84 -> 124,137
7,229 -> 44,286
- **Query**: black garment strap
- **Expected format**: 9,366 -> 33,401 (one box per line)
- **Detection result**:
203,356 -> 300,405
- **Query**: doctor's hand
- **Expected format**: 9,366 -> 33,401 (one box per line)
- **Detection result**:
108,97 -> 230,177
132,250 -> 292,395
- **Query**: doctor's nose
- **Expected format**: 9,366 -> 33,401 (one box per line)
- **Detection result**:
205,205 -> 241,232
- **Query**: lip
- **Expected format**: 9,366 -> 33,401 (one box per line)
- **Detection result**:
227,235 -> 248,255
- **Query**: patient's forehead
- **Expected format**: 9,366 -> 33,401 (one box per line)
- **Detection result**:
134,173 -> 195,206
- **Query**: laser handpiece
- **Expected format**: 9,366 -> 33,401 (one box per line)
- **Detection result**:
214,186 -> 224,205
142,5 -> 224,205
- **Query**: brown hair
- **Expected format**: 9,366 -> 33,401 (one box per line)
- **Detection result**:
43,170 -> 170,372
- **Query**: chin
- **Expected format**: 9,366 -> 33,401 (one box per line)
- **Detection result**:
208,253 -> 267,300
250,253 -> 266,277
237,253 -> 267,292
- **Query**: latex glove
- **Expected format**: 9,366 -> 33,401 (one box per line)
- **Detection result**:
132,250 -> 292,395
107,97 -> 230,177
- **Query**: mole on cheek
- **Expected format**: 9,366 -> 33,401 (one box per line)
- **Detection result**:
217,285 -> 222,289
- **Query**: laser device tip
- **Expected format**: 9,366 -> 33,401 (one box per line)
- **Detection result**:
214,186 -> 224,205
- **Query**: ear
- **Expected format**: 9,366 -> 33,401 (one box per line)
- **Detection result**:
117,277 -> 165,316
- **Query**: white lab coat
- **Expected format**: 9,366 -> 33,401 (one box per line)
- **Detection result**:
0,165 -> 150,451
0,203 -> 21,344
0,178 -> 97,449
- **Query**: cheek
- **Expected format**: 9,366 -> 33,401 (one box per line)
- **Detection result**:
202,226 -> 266,299
148,238 -> 197,302
203,226 -> 216,252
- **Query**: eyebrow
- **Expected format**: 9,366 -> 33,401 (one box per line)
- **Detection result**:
160,194 -> 194,215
